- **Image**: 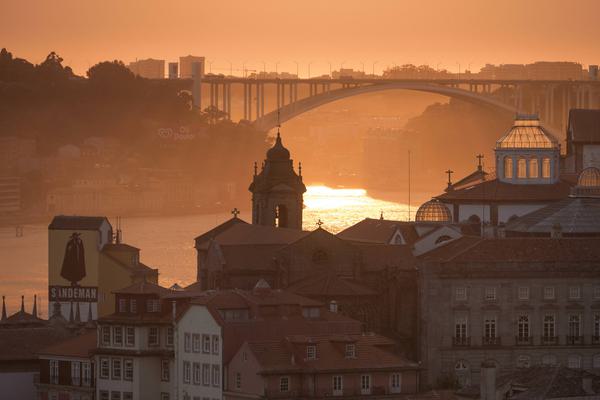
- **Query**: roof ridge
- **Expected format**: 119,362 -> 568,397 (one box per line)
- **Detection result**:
442,237 -> 485,262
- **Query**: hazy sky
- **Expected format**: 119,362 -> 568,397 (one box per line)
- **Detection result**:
3,0 -> 600,76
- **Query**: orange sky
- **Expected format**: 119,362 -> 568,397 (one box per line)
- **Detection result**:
3,0 -> 600,76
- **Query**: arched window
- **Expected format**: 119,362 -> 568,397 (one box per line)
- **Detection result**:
504,157 -> 513,179
274,204 -> 288,228
542,158 -> 551,178
568,354 -> 582,369
542,354 -> 557,365
529,158 -> 539,178
454,360 -> 470,388
468,214 -> 481,225
517,158 -> 527,178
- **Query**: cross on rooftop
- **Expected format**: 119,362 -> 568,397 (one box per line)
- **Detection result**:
476,154 -> 484,170
231,208 -> 240,218
316,219 -> 324,228
445,169 -> 454,186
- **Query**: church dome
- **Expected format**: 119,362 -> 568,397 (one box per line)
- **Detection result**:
266,132 -> 290,161
578,167 -> 600,187
415,199 -> 452,223
496,114 -> 558,149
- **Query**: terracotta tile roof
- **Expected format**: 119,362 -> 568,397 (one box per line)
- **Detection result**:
354,242 -> 417,271
435,178 -> 573,202
38,331 -> 96,358
337,218 -> 419,245
247,334 -> 419,374
0,325 -> 75,361
195,220 -> 307,250
113,281 -> 172,296
568,109 -> 600,143
505,197 -> 600,235
450,168 -> 490,191
103,243 -> 140,251
420,236 -> 600,263
287,273 -> 377,297
48,216 -> 109,230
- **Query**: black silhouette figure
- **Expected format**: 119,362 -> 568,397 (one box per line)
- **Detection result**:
61,232 -> 86,285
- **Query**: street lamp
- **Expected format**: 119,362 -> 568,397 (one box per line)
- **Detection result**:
372,61 -> 379,77
208,60 -> 214,74
293,61 -> 299,78
456,62 -> 461,80
261,61 -> 266,74
328,61 -> 332,78
275,61 -> 280,75
307,61 -> 313,79
225,60 -> 233,76
242,61 -> 249,78
360,61 -> 365,77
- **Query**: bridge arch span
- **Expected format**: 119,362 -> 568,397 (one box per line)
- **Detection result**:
253,82 -> 520,132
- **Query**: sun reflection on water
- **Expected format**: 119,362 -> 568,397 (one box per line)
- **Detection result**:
303,185 -> 409,233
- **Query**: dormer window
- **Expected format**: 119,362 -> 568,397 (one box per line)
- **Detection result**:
146,299 -> 160,313
118,298 -> 127,313
306,345 -> 317,360
130,299 -> 137,314
302,307 -> 320,319
345,344 -> 356,358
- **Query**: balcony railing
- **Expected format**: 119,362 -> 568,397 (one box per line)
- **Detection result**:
566,335 -> 584,345
453,336 -> 471,347
515,336 -> 533,346
482,336 -> 501,346
541,335 -> 559,345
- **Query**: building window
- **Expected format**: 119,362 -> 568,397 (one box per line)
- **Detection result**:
193,363 -> 201,385
202,364 -> 210,386
542,157 -> 551,178
543,286 -> 555,300
192,333 -> 201,353
484,317 -> 497,342
183,361 -> 191,384
235,372 -> 241,389
160,394 -> 169,400
517,355 -> 531,368
593,354 -> 600,369
504,157 -> 513,179
345,344 -> 356,358
333,375 -> 343,395
569,314 -> 581,339
212,365 -> 221,387
569,286 -> 581,300
130,299 -> 137,314
82,362 -> 91,386
455,316 -> 468,344
100,358 -> 110,379
361,375 -> 371,394
161,359 -> 170,382
517,315 -> 530,340
146,299 -> 160,313
542,354 -> 557,365
50,360 -> 59,384
100,391 -> 109,400
306,345 -> 316,360
455,287 -> 467,301
101,326 -> 111,345
184,333 -> 191,352
166,327 -> 174,346
454,361 -> 470,388
112,359 -> 122,380
71,361 -> 80,386
126,327 -> 135,347
212,335 -> 220,355
113,326 -> 123,346
543,314 -> 556,339
118,298 -> 127,313
568,354 -> 582,369
594,314 -> 600,340
111,392 -> 121,400
518,287 -> 529,301
149,327 -> 159,346
594,286 -> 600,300
390,373 -> 402,393
280,377 -> 290,392
484,287 -> 497,301
517,158 -> 527,178
529,158 -> 539,178
123,393 -> 133,400
124,359 -> 133,381
202,335 -> 211,353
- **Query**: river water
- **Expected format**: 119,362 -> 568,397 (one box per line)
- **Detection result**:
0,185 -> 410,317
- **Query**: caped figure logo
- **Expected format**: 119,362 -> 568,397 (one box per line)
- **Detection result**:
60,232 -> 86,286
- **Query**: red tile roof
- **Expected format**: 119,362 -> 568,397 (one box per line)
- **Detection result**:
337,218 -> 419,245
435,178 -> 573,202
113,281 -> 172,296
38,331 -> 96,358
287,273 -> 377,297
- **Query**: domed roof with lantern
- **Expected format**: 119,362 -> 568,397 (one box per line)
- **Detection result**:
415,199 -> 452,223
496,114 -> 558,149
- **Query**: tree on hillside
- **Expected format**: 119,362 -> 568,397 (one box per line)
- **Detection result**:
87,60 -> 135,85
36,51 -> 74,82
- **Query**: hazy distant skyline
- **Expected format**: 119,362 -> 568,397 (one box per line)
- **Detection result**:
3,0 -> 600,76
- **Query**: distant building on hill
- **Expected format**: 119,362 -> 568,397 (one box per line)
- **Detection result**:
179,55 -> 205,79
127,58 -> 165,79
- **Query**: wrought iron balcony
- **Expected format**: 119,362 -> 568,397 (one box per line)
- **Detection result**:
452,336 -> 471,347
515,335 -> 533,346
566,335 -> 584,345
482,336 -> 501,346
541,335 -> 559,345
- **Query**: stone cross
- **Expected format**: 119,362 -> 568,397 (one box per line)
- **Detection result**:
445,169 -> 454,186
316,219 -> 324,228
477,154 -> 484,170
231,208 -> 240,218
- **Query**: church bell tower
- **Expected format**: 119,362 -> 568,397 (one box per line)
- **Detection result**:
249,130 -> 306,229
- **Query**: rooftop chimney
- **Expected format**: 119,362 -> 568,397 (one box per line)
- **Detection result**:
1,296 -> 6,321
32,294 -> 37,318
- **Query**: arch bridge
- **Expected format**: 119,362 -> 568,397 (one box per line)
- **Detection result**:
192,77 -> 600,135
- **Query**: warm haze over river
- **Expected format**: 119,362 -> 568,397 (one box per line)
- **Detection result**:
0,185 -> 416,318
